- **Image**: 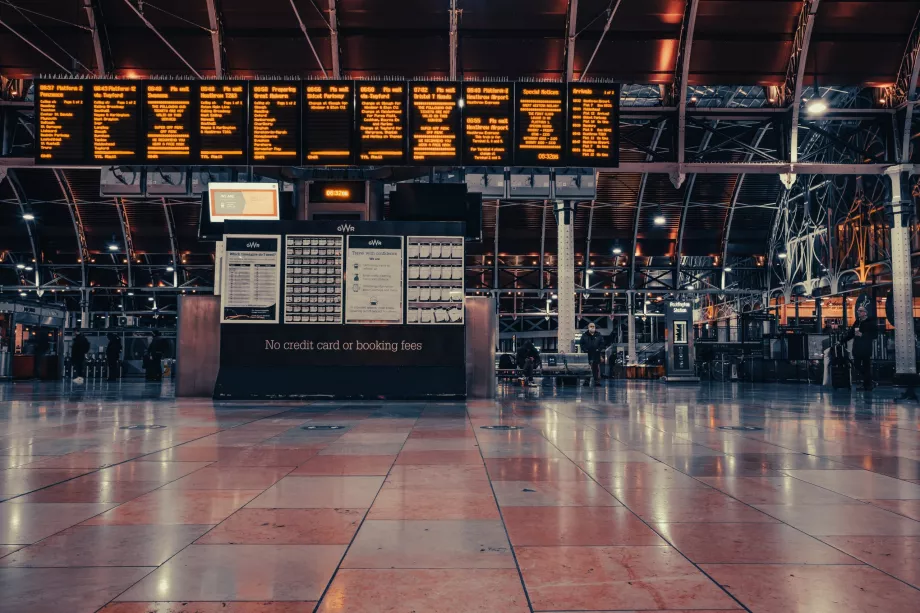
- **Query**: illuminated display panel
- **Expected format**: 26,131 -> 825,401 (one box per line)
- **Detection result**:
356,81 -> 407,164
144,81 -> 194,163
303,81 -> 354,165
409,82 -> 460,165
514,83 -> 565,166
462,83 -> 513,166
250,81 -> 300,164
90,82 -> 140,163
567,83 -> 619,167
36,81 -> 88,165
199,82 -> 247,164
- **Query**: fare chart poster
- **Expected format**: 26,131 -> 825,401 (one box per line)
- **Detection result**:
220,235 -> 281,323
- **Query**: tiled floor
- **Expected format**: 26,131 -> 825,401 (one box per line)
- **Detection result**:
1,380 -> 920,612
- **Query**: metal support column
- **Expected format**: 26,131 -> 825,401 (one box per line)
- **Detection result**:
815,297 -> 822,332
887,166 -> 917,383
627,291 -> 637,365
555,200 -> 577,354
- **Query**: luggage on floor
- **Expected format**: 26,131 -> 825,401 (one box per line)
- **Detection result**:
830,359 -> 851,389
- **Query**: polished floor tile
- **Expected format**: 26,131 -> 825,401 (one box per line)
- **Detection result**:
100,603 -> 317,613
198,508 -> 364,544
0,545 -> 23,558
162,466 -> 294,490
117,544 -> 345,602
248,476 -> 384,508
0,502 -> 117,543
582,460 -> 708,489
502,505 -> 667,547
90,461 -> 212,483
703,563 -> 920,613
699,475 -> 865,505
0,566 -> 153,613
867,498 -> 920,521
516,546 -> 738,611
0,468 -> 91,500
754,503 -> 920,536
491,479 -> 622,506
0,524 -> 211,567
291,454 -> 396,476
213,447 -> 322,467
316,569 -> 530,612
342,519 -> 514,569
820,535 -> 920,587
368,487 -> 500,520
485,457 -> 590,481
21,451 -> 144,469
384,464 -> 489,488
615,487 -> 778,523
782,469 -> 920,500
14,478 -> 165,503
394,449 -> 484,465
84,489 -> 261,525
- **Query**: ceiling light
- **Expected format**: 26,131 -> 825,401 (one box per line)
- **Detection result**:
551,293 -> 558,300
19,292 -> 26,297
457,98 -> 465,108
108,244 -> 119,251
612,246 -> 622,255
24,266 -> 33,271
166,266 -> 174,272
148,297 -> 154,302
22,213 -> 35,221
127,291 -> 134,296
778,252 -> 788,259
724,266 -> 732,272
653,213 -> 666,226
16,263 -> 25,269
806,98 -> 828,116
586,269 -> 594,275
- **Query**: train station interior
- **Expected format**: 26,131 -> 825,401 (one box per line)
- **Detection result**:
2,1 -> 920,611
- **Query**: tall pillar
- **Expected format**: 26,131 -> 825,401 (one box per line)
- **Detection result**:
815,298 -> 823,332
627,291 -> 637,365
555,200 -> 577,354
887,167 -> 917,378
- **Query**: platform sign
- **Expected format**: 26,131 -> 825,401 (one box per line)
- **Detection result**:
356,82 -> 407,165
250,81 -> 300,165
198,82 -> 247,164
664,300 -> 699,381
90,82 -> 140,164
221,234 -> 281,324
144,82 -> 195,163
514,83 -> 565,166
36,81 -> 88,165
344,235 -> 404,324
462,83 -> 513,165
408,82 -> 461,165
303,81 -> 354,165
567,83 -> 619,167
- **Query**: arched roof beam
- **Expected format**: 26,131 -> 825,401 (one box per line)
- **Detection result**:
205,0 -> 228,77
53,169 -> 88,289
121,0 -> 203,78
580,0 -> 624,81
629,118 -> 667,289
674,129 -> 714,286
113,197 -> 135,288
448,0 -> 458,81
0,19 -> 72,74
4,169 -> 40,286
288,0 -> 328,77
894,9 -> 920,162
83,0 -> 112,76
162,198 -> 180,287
781,0 -> 821,188
671,0 -> 700,189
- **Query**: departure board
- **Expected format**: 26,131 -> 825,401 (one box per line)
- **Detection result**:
199,82 -> 247,164
250,81 -> 300,164
356,82 -> 407,164
36,81 -> 88,165
462,83 -> 513,165
303,81 -> 354,165
409,82 -> 461,165
144,82 -> 194,163
90,82 -> 140,163
514,83 -> 565,166
567,84 -> 619,167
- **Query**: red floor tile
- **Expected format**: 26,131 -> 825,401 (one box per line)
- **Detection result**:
0,566 -> 153,613
655,522 -> 859,564
15,478 -> 165,503
754,503 -> 920,536
400,438 -> 479,451
138,446 -> 243,463
616,488 -> 778,523
491,479 -> 622,506
213,447 -> 323,467
90,461 -> 211,482
83,489 -> 261,525
782,469 -> 920,500
0,502 -> 116,544
163,466 -> 294,490
100,603 -> 316,612
384,464 -> 489,488
394,450 -> 484,465
0,524 -> 210,567
699,475 -> 865,505
516,546 -> 737,611
581,460 -> 708,489
197,508 -> 364,544
21,451 -> 144,469
368,487 -> 500,520
291,455 -> 396,476
485,457 -> 590,481
248,476 -> 384,508
0,545 -> 23,558
702,563 -> 920,613
502,506 -> 667,546
0,468 -> 92,500
117,544 -> 345,602
316,569 -> 530,612
820,535 -> 920,588
867,498 -> 920,521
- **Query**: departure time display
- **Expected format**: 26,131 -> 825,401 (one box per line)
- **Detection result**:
250,81 -> 300,163
199,82 -> 247,163
90,82 -> 140,163
567,84 -> 618,166
36,82 -> 88,164
144,82 -> 194,163
303,81 -> 354,165
514,83 -> 565,166
356,82 -> 407,164
409,82 -> 461,165
462,83 -> 513,165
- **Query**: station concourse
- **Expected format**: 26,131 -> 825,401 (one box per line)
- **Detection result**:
2,1 -> 920,612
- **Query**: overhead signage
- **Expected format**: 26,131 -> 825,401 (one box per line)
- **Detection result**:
221,235 -> 281,323
514,83 -> 565,167
567,83 -> 619,167
36,81 -> 88,165
345,235 -> 405,324
90,82 -> 140,163
199,82 -> 247,164
144,82 -> 194,163
356,82 -> 407,164
462,83 -> 513,165
250,81 -> 299,163
308,180 -> 365,203
409,82 -> 461,165
303,81 -> 354,165
208,182 -> 280,222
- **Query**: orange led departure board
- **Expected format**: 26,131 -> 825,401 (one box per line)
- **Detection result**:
250,81 -> 299,164
409,82 -> 460,165
144,82 -> 193,163
36,82 -> 87,164
90,82 -> 140,163
567,84 -> 619,166
303,81 -> 353,165
199,82 -> 247,164
514,83 -> 565,166
462,83 -> 512,165
356,82 -> 407,164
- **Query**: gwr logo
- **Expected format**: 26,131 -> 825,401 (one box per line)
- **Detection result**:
337,224 -> 355,233
368,239 -> 382,247
246,241 -> 260,248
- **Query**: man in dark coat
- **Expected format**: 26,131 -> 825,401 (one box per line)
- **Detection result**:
70,329 -> 90,383
579,322 -> 607,386
516,340 -> 541,386
106,333 -> 122,381
146,331 -> 168,381
845,305 -> 877,391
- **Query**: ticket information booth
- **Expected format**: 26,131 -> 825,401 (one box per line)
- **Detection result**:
663,300 -> 699,383
213,220 -> 466,399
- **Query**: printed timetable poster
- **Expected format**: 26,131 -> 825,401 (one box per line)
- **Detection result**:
221,234 -> 281,323
345,235 -> 404,325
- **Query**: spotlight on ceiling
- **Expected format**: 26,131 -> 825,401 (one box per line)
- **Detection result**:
724,266 -> 732,273
107,244 -> 119,252
22,213 -> 35,221
612,246 -> 622,255
166,266 -> 175,272
16,263 -> 25,269
806,97 -> 828,116
653,213 -> 666,226
778,252 -> 788,259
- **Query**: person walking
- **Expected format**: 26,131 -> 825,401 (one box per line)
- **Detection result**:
845,305 -> 877,391
579,322 -> 607,387
70,329 -> 90,385
106,333 -> 122,381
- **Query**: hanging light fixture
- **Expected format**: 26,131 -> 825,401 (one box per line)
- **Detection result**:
653,205 -> 666,226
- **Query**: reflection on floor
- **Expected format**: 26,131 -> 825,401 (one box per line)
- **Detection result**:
1,379 -> 920,612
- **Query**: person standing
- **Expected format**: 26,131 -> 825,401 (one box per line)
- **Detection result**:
579,322 -> 607,387
32,332 -> 50,380
70,329 -> 90,384
106,333 -> 122,381
145,331 -> 168,381
846,305 -> 877,391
